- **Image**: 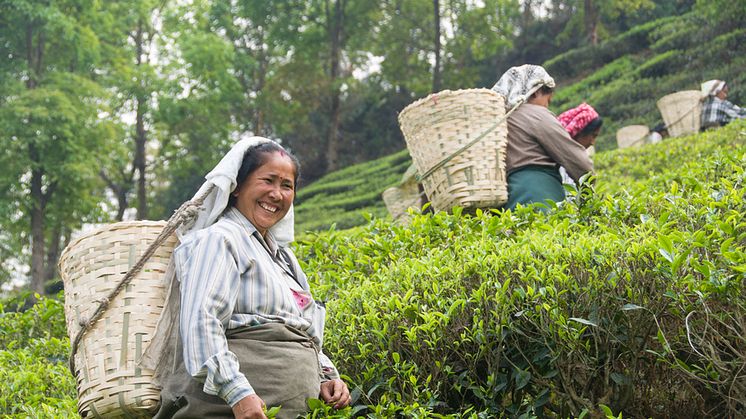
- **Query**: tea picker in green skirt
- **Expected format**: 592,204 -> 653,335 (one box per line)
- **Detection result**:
492,65 -> 594,212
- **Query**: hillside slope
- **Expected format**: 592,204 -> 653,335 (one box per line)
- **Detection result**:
295,11 -> 745,233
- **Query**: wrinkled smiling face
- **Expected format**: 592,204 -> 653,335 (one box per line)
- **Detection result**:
234,151 -> 296,237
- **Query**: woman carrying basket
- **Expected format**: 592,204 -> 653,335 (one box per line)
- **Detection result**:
151,138 -> 350,418
492,65 -> 594,211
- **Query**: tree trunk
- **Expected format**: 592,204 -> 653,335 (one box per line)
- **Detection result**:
100,169 -> 130,220
432,0 -> 442,93
26,22 -> 47,298
134,19 -> 148,220
325,0 -> 344,173
254,26 -> 267,136
44,223 -> 62,282
584,0 -> 599,45
521,0 -> 534,30
29,143 -> 46,297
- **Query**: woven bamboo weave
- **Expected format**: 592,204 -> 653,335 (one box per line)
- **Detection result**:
656,90 -> 701,137
398,89 -> 508,211
59,221 -> 178,418
382,182 -> 421,224
616,125 -> 650,149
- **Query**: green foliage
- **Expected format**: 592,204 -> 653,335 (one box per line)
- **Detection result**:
0,293 -> 76,416
296,122 -> 746,417
3,123 -> 745,418
295,149 -> 412,233
548,11 -> 746,152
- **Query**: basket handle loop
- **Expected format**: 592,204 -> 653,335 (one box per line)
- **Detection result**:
416,100 -> 521,182
68,184 -> 216,376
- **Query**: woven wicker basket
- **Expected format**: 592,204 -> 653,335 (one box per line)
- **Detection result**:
616,125 -> 650,149
382,164 -> 423,223
398,89 -> 508,212
382,184 -> 421,224
59,221 -> 178,418
656,90 -> 701,137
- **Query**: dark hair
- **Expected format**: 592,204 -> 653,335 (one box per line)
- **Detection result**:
576,116 -> 603,138
228,142 -> 301,207
531,85 -> 554,98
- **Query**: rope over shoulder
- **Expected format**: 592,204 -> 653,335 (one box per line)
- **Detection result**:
68,184 -> 216,376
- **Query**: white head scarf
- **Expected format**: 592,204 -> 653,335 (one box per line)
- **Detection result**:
701,79 -> 726,98
492,64 -> 556,108
182,136 -> 294,245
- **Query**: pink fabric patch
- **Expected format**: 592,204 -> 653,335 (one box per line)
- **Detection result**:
291,289 -> 312,310
557,103 -> 599,138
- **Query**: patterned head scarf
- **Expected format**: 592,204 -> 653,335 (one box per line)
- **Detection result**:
558,103 -> 600,138
701,80 -> 726,98
491,64 -> 556,108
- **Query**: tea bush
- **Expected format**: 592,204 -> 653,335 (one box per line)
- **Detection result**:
0,293 -> 77,417
4,123 -> 744,417
299,122 -> 746,417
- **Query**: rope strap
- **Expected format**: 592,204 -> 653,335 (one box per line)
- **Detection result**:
416,101 -> 522,182
68,184 -> 216,376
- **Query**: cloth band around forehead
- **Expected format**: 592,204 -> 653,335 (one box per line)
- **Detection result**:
557,103 -> 599,138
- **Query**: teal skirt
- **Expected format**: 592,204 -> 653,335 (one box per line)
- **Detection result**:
504,165 -> 565,212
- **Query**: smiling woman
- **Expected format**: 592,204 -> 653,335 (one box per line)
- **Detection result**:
153,139 -> 351,419
231,143 -> 299,238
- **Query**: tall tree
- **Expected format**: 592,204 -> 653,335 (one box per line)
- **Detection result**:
94,0 -> 166,221
0,0 -> 114,294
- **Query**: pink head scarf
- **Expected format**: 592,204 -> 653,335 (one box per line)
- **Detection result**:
557,103 -> 599,138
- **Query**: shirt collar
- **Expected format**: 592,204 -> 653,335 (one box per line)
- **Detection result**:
226,207 -> 280,256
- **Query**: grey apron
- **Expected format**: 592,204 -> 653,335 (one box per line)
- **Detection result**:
154,322 -> 321,419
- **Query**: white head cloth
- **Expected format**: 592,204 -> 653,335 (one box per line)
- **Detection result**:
140,136 -> 296,380
701,79 -> 725,98
183,136 -> 294,245
492,64 -> 556,108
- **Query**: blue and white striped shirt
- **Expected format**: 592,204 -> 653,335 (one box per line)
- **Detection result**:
174,207 -> 339,407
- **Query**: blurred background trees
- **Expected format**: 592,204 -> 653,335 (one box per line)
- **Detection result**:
2,0 -> 743,293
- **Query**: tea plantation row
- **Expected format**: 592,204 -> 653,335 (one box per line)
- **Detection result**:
1,122 -> 744,417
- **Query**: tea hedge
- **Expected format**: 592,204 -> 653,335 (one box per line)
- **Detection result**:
2,122 -> 744,417
298,122 -> 746,417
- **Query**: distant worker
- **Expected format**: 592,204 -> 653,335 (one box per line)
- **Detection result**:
648,122 -> 667,144
492,65 -> 594,212
558,103 -> 604,149
557,103 -> 603,185
700,79 -> 746,130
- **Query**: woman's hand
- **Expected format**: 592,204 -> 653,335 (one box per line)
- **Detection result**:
232,394 -> 267,419
319,379 -> 351,409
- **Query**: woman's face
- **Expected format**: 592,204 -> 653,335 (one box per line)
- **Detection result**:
716,85 -> 728,100
234,151 -> 296,237
575,128 -> 600,149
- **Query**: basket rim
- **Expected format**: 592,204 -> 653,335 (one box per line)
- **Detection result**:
60,220 -> 169,262
397,88 -> 502,122
656,90 -> 701,107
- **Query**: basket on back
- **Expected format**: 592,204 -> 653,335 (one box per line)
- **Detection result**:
616,125 -> 650,149
382,164 -> 422,224
398,89 -> 508,212
656,90 -> 701,137
59,221 -> 178,418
